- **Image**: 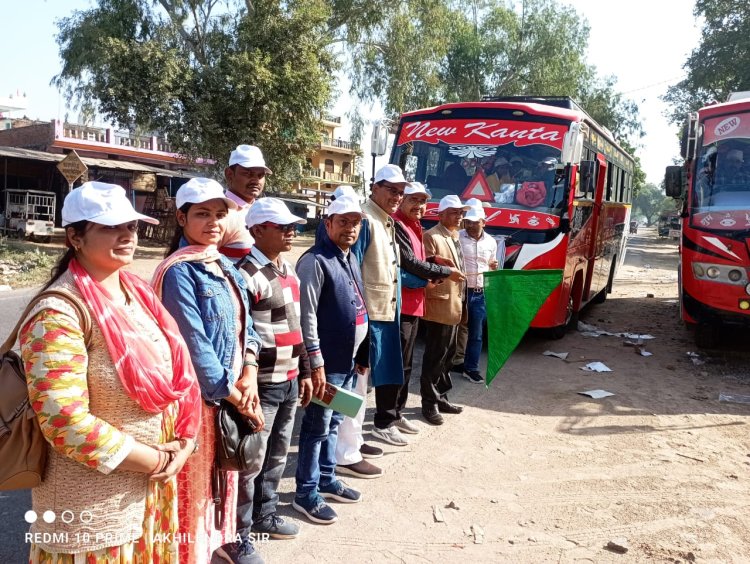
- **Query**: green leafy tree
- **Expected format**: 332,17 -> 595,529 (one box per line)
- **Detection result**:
663,0 -> 750,124
55,0 -> 336,188
345,0 -> 643,167
634,182 -> 674,226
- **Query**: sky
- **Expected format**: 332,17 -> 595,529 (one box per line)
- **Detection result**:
2,0 -> 702,186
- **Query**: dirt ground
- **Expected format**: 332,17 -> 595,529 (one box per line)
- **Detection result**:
249,228 -> 750,564
9,228 -> 750,563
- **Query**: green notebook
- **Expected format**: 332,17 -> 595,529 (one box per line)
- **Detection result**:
310,383 -> 364,418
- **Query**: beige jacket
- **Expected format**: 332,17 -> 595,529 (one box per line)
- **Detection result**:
423,223 -> 467,326
360,199 -> 400,322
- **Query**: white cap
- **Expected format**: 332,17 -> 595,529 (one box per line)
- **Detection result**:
332,185 -> 356,200
62,181 -> 158,227
494,157 -> 509,167
245,197 -> 307,228
464,206 -> 486,221
175,177 -> 239,210
374,164 -> 409,185
437,194 -> 471,212
228,144 -> 273,174
464,197 -> 483,210
327,195 -> 365,217
404,182 -> 431,197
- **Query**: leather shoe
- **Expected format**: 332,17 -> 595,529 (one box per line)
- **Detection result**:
421,407 -> 444,426
437,401 -> 463,414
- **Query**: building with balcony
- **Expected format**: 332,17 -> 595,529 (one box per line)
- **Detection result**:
0,119 -> 203,230
298,114 -> 362,213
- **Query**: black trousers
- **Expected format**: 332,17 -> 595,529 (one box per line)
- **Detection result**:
374,314 -> 420,428
420,320 -> 457,408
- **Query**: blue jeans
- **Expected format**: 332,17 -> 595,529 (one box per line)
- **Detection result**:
465,290 -> 486,373
295,369 -> 356,499
236,378 -> 299,537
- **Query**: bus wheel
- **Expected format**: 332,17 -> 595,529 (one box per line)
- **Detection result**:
592,262 -> 615,304
695,323 -> 718,349
548,323 -> 568,340
548,296 -> 576,340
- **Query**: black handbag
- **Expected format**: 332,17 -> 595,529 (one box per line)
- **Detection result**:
213,400 -> 264,529
214,400 -> 263,472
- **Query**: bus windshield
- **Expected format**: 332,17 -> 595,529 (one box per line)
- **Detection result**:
691,112 -> 750,231
392,139 -> 567,216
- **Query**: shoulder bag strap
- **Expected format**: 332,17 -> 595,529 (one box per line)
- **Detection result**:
0,289 -> 92,355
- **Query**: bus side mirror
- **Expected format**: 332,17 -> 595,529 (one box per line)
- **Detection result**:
579,160 -> 596,195
559,215 -> 571,234
561,123 -> 583,164
664,166 -> 683,198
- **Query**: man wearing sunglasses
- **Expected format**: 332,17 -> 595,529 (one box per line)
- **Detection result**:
350,164 -> 410,447
220,144 -> 272,262
234,198 -> 311,551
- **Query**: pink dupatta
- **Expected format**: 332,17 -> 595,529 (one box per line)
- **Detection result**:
69,259 -> 201,439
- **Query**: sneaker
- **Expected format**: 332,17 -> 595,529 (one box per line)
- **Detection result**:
360,443 -> 384,459
337,459 -> 383,479
450,362 -> 465,374
463,370 -> 484,384
318,479 -> 362,503
393,416 -> 420,434
292,493 -> 338,525
421,406 -> 444,426
372,425 -> 410,446
251,513 -> 299,539
215,536 -> 265,564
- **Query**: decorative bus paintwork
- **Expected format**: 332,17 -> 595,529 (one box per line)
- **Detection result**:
665,93 -> 750,347
390,97 -> 635,336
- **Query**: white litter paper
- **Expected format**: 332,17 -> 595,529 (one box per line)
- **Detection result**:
577,321 -> 654,340
638,350 -> 653,357
543,350 -> 569,360
581,361 -> 612,372
687,351 -> 705,366
578,389 -> 615,399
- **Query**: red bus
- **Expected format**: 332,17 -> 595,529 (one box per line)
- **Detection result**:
665,92 -> 750,347
390,96 -> 635,338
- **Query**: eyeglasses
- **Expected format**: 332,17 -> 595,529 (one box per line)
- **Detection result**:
331,217 -> 362,228
261,223 -> 297,232
378,183 -> 405,197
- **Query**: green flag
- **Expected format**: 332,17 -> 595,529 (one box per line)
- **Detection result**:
484,269 -> 563,386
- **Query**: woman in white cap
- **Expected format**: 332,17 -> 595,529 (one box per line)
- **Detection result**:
17,181 -> 201,563
151,177 -> 264,564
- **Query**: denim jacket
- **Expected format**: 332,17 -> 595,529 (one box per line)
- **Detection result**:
161,249 -> 262,402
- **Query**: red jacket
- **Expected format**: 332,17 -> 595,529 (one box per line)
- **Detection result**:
393,210 -> 426,317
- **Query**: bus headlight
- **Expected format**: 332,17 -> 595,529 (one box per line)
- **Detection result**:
693,262 -> 748,285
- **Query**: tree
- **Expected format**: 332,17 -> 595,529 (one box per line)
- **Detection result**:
344,0 -> 643,167
55,0 -> 337,188
663,1 -> 750,125
633,183 -> 674,226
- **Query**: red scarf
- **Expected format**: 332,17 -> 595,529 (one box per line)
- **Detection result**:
69,259 -> 201,439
